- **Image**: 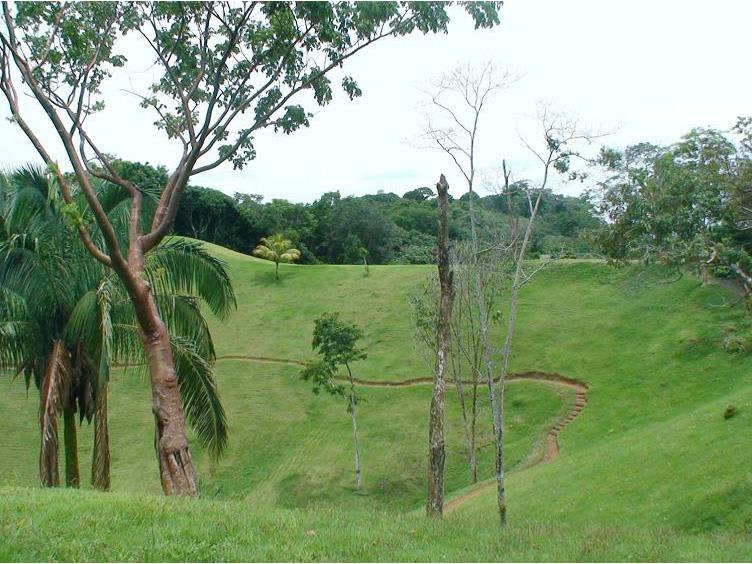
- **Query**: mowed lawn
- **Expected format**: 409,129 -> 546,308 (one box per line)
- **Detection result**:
2,242 -> 752,560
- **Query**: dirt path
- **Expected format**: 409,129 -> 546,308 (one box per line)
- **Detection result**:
443,376 -> 587,514
217,354 -> 588,513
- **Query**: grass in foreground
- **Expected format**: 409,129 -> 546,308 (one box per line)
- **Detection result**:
2,487 -> 751,562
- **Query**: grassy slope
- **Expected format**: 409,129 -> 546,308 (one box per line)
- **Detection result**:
453,263 -> 752,535
1,242 -> 751,560
0,241 -> 567,508
0,358 -> 566,509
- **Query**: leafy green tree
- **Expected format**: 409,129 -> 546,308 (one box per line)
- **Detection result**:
403,187 -> 435,201
176,185 -> 255,250
0,1 -> 501,495
592,129 -> 737,282
0,166 -> 233,490
252,234 -> 301,280
302,313 -> 367,490
327,197 -> 396,264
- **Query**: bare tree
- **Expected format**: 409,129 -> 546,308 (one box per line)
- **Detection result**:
424,61 -> 594,526
409,242 -> 509,485
451,241 -> 511,483
487,106 -> 593,525
423,62 -> 513,520
427,174 -> 453,518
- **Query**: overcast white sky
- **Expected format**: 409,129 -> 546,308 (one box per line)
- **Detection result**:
1,0 -> 750,202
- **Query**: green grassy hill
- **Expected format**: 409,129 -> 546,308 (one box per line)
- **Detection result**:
1,241 -> 751,561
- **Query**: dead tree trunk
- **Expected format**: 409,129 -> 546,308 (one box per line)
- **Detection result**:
91,383 -> 111,491
427,174 -> 453,518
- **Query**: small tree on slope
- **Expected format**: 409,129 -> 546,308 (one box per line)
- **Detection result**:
252,234 -> 301,280
302,312 -> 367,490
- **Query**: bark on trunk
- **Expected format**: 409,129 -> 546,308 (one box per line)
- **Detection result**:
427,174 -> 453,518
133,284 -> 197,496
91,383 -> 111,491
489,385 -> 506,525
275,261 -> 280,280
347,366 -> 362,490
63,407 -> 80,488
469,382 -> 479,484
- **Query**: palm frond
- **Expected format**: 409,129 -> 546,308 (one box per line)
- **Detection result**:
4,165 -> 53,233
253,234 -> 300,266
146,238 -> 236,319
170,335 -> 227,459
38,340 -> 70,486
280,249 -> 301,263
252,244 -> 276,261
0,285 -> 35,370
80,178 -> 161,253
152,294 -> 216,362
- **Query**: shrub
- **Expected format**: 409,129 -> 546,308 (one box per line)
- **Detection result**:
722,334 -> 748,355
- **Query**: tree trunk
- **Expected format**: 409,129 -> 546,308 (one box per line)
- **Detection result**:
493,188 -> 545,526
701,263 -> 710,286
132,283 -> 197,496
469,382 -> 479,484
427,174 -> 453,518
275,261 -> 280,280
63,407 -> 80,488
346,365 -> 362,490
91,383 -> 111,491
451,350 -> 476,484
488,384 -> 506,525
465,161 -> 504,524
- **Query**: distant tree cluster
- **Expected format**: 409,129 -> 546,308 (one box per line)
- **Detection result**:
107,161 -> 600,264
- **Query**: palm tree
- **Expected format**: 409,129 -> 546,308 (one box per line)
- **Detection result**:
0,166 -> 235,490
252,234 -> 301,280
0,165 -> 96,487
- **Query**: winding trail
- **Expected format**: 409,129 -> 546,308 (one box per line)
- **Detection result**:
217,354 -> 589,512
444,375 -> 587,514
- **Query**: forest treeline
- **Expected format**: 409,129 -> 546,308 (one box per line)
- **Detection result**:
99,161 -> 601,264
